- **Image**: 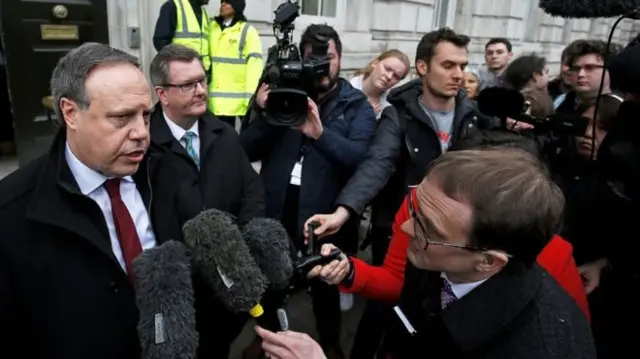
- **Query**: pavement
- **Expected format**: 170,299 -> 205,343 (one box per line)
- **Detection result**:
229,287 -> 368,359
0,155 -> 18,179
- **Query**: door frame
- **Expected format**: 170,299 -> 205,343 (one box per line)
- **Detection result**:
0,0 -> 109,165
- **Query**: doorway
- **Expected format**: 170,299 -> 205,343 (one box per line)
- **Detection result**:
0,0 -> 109,165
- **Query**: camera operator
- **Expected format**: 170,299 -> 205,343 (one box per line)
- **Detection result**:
304,28 -> 495,359
239,24 -> 376,359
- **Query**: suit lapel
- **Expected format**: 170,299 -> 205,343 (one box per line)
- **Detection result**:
440,264 -> 543,353
26,132 -> 120,268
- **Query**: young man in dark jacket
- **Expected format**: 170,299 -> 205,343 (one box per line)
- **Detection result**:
239,24 -> 376,359
305,28 -> 494,359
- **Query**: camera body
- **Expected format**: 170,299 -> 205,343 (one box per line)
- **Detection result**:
261,1 -> 331,127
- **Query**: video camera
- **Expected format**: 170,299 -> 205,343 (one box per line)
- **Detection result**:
261,0 -> 331,127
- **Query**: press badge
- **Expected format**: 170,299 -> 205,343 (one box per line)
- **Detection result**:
290,157 -> 303,186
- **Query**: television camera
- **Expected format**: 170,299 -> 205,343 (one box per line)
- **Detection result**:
261,0 -> 332,127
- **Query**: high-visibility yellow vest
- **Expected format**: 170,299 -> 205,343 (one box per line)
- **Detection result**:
208,20 -> 263,117
172,0 -> 211,71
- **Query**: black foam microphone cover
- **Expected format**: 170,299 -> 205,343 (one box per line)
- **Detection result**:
133,240 -> 198,359
539,0 -> 640,18
182,209 -> 268,313
242,217 -> 294,291
477,87 -> 525,119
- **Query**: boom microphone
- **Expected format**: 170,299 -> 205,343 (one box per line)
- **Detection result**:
133,240 -> 198,359
242,217 -> 294,291
477,87 -> 589,136
182,209 -> 268,316
539,0 -> 640,18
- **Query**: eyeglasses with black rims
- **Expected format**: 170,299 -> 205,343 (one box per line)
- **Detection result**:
406,185 -> 503,255
164,77 -> 207,93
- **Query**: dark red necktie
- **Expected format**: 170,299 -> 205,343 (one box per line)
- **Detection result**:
104,178 -> 143,282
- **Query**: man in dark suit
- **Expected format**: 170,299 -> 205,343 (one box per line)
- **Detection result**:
149,44 -> 264,226
0,43 -> 163,358
148,44 -> 265,357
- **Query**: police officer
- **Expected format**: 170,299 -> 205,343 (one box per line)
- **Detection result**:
153,0 -> 211,74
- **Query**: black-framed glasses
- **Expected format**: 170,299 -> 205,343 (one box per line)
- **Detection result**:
406,185 -> 488,253
164,78 -> 207,93
568,64 -> 604,73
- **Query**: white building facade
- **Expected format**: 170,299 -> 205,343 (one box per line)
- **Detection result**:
106,0 -> 638,77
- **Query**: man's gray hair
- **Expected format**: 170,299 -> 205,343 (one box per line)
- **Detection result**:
50,42 -> 140,126
149,44 -> 203,87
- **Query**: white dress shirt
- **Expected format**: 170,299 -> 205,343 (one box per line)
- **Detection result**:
65,143 -> 157,272
442,273 -> 488,299
163,112 -> 200,157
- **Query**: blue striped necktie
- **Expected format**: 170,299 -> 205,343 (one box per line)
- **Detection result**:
181,131 -> 200,169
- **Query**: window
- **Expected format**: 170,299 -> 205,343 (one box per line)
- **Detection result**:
299,0 -> 337,17
433,0 -> 450,28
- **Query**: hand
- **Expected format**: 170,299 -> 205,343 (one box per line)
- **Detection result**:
304,207 -> 351,240
256,83 -> 270,109
506,117 -> 534,132
295,98 -> 323,140
306,243 -> 350,284
255,326 -> 327,359
579,258 -> 608,294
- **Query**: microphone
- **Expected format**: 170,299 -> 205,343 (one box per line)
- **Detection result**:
182,209 -> 268,317
242,217 -> 294,291
242,218 -> 294,331
477,87 -> 525,119
477,87 -> 589,136
295,221 -> 343,276
133,240 -> 198,359
539,0 -> 640,18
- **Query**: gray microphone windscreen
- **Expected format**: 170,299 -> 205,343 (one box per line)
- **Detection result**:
539,0 -> 640,18
242,217 -> 294,290
133,240 -> 198,359
183,209 -> 267,313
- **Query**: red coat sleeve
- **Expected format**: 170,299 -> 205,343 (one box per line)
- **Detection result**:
338,192 -> 415,302
536,235 -> 591,322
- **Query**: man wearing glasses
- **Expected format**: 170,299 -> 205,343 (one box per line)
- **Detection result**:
556,39 -> 622,115
148,44 -> 265,358
306,148 -> 595,359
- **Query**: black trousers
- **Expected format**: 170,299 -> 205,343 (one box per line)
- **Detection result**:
217,115 -> 237,129
350,226 -> 392,359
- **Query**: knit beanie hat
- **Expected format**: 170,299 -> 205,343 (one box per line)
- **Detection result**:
224,0 -> 246,14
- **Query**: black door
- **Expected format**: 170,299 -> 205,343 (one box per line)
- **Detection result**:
0,0 -> 108,165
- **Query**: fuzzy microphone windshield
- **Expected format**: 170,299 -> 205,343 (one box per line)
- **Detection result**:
242,217 -> 294,291
539,0 -> 640,18
133,240 -> 198,359
182,209 -> 268,313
